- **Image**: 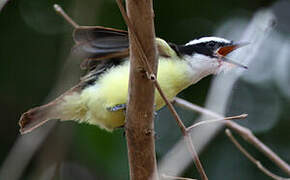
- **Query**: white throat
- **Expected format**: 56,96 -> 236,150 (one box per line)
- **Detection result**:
184,54 -> 222,84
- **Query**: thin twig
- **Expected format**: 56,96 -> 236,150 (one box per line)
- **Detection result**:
116,1 -> 208,179
225,129 -> 290,180
173,97 -> 222,118
153,82 -> 187,134
53,4 -> 79,28
161,174 -> 197,180
186,114 -> 248,132
225,121 -> 290,176
116,0 -> 154,74
173,97 -> 290,176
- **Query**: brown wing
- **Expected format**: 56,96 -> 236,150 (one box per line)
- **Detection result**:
72,26 -> 177,70
73,26 -> 128,43
72,26 -> 130,69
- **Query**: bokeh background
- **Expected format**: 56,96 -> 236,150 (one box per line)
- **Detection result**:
0,0 -> 289,179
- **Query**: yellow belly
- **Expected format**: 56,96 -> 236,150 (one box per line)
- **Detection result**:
62,58 -> 192,131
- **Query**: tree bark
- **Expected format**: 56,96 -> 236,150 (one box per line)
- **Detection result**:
125,0 -> 158,179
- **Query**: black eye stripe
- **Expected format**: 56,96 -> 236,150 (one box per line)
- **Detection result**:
207,41 -> 215,47
178,44 -> 214,57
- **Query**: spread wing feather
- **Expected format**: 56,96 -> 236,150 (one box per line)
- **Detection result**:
72,26 -> 179,70
72,26 -> 129,64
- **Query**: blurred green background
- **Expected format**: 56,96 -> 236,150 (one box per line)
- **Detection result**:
0,0 -> 289,179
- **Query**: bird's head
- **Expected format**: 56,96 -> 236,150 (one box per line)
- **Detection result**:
178,36 -> 248,74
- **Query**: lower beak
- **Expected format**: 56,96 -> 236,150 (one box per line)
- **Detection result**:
216,42 -> 250,69
217,42 -> 250,57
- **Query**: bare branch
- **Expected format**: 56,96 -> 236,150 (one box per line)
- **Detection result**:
53,4 -> 79,28
225,129 -> 290,180
116,1 -> 208,179
173,97 -> 222,118
173,97 -> 290,176
225,121 -> 290,176
186,114 -> 248,132
117,0 -> 159,179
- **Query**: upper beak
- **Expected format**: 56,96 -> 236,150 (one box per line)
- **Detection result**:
217,42 -> 250,57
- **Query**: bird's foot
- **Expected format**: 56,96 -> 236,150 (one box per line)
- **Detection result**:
106,104 -> 126,112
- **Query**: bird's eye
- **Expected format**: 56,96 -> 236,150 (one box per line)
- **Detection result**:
207,41 -> 215,47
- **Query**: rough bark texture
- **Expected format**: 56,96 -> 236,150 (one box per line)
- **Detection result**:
125,0 -> 158,179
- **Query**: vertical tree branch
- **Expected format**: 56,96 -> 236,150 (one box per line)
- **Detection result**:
117,1 -> 208,178
123,0 -> 158,179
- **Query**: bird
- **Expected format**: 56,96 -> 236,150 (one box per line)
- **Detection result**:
19,6 -> 248,134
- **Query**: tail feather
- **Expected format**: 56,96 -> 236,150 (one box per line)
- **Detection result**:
19,103 -> 59,134
19,85 -> 82,134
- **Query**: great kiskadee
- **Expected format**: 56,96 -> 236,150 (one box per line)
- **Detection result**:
19,24 -> 247,134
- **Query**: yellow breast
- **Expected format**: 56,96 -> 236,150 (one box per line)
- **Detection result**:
64,58 -> 192,131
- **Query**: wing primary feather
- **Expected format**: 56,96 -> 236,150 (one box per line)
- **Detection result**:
73,26 -> 128,43
71,26 -> 129,68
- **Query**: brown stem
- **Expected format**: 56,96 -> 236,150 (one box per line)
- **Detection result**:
184,133 -> 208,180
156,79 -> 208,180
53,4 -> 79,28
116,1 -> 208,179
117,0 -> 159,179
173,97 -> 290,177
226,129 -> 290,180
226,121 -> 290,176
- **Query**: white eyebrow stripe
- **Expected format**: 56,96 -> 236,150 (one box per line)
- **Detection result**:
186,37 -> 231,46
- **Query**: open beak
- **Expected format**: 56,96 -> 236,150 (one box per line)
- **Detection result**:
216,42 -> 250,69
217,42 -> 250,57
